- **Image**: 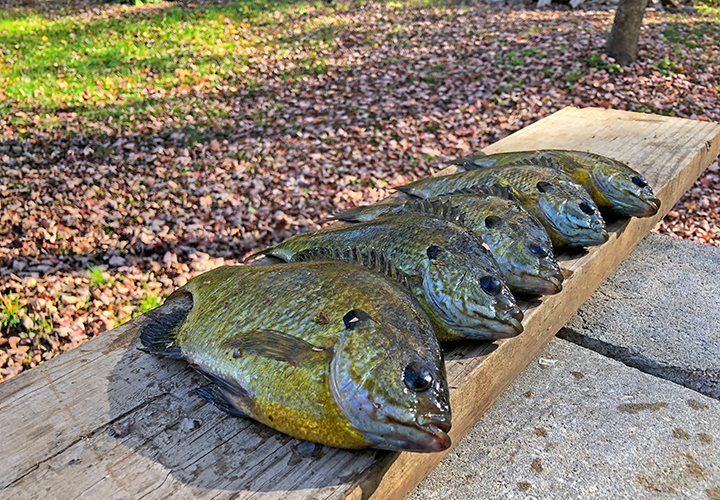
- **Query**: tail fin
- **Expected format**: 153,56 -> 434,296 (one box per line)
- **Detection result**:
316,205 -> 374,224
138,291 -> 193,359
317,204 -> 402,224
450,151 -> 488,168
243,247 -> 273,263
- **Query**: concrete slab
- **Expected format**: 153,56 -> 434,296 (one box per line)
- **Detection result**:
559,233 -> 720,398
409,338 -> 720,500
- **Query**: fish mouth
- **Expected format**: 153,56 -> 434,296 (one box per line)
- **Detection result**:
520,272 -> 563,295
545,274 -> 564,293
495,307 -> 524,334
574,227 -> 608,246
414,416 -> 452,452
383,415 -> 452,453
418,424 -> 452,452
637,196 -> 661,217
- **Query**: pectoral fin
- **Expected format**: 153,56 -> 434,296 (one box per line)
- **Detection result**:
221,329 -> 332,366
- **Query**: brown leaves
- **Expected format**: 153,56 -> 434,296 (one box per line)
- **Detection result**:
1,2 -> 718,382
654,160 -> 720,245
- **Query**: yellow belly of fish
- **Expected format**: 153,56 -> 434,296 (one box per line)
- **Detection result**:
251,394 -> 374,449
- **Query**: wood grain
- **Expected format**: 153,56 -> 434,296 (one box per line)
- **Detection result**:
1,108 -> 718,500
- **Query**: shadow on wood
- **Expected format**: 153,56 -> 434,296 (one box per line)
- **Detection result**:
104,332 -> 387,495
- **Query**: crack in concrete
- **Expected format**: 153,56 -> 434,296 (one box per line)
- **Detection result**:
557,327 -> 720,400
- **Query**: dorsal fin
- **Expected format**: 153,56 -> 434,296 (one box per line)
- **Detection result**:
462,154 -> 560,171
291,247 -> 411,288
439,183 -> 521,203
513,155 -> 559,169
401,198 -> 466,225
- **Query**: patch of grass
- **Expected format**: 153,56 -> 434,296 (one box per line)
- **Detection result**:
421,73 -> 441,83
653,57 -> 679,75
635,104 -> 676,116
584,52 -> 623,74
31,315 -> 54,339
136,293 -> 163,316
86,265 -> 110,286
0,0 -> 344,124
113,0 -> 164,4
0,295 -> 24,335
564,69 -> 583,85
521,47 -> 545,59
662,21 -> 720,49
696,3 -> 720,18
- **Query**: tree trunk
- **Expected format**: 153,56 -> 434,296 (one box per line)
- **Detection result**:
606,0 -> 647,65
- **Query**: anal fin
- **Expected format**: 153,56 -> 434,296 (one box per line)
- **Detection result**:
196,372 -> 253,418
196,384 -> 249,418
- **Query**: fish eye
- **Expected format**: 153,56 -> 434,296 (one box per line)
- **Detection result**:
343,309 -> 371,330
632,176 -> 648,188
485,215 -> 502,229
426,245 -> 442,260
579,202 -> 595,215
529,244 -> 549,258
480,276 -> 502,295
536,181 -> 553,193
403,363 -> 433,392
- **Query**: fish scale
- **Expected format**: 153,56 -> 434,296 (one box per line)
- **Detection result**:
397,165 -> 608,248
250,215 -> 523,342
317,195 -> 563,295
456,149 -> 661,217
433,194 -> 562,294
140,262 -> 451,452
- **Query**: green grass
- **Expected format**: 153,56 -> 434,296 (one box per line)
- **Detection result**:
86,265 -> 110,286
696,3 -> 720,18
136,293 -> 163,316
653,57 -> 679,75
0,295 -> 23,335
564,69 -> 583,84
31,315 -> 54,339
584,52 -> 622,74
0,0 -> 347,124
662,21 -> 720,48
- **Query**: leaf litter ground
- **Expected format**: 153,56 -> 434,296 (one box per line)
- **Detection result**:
0,0 -> 718,381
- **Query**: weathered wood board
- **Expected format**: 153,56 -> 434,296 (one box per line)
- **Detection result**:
1,107 -> 719,500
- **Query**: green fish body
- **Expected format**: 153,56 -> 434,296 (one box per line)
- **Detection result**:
140,262 -> 451,452
397,166 -> 608,248
318,196 -> 563,295
251,215 -> 523,342
455,150 -> 660,217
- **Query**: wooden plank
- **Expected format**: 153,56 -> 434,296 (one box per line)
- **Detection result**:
1,108 -> 718,500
